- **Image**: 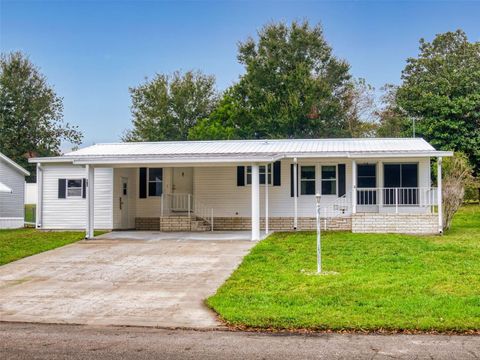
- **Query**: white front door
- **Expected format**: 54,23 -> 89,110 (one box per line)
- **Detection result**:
120,177 -> 129,228
172,167 -> 193,194
171,168 -> 193,212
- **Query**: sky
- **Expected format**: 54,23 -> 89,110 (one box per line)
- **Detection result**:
1,0 -> 479,149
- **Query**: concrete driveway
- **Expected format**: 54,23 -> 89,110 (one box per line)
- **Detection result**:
0,236 -> 254,328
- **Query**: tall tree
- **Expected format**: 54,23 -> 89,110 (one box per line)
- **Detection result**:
396,30 -> 480,175
123,70 -> 218,141
375,84 -> 410,138
190,21 -> 353,139
0,52 -> 82,180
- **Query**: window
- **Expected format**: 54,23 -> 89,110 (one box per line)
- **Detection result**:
383,163 -> 418,205
67,179 -> 83,198
321,165 -> 337,195
148,168 -> 163,196
357,164 -> 376,205
300,166 -> 316,195
246,165 -> 272,185
357,164 -> 376,188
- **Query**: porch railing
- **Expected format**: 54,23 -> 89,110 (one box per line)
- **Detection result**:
356,187 -> 437,213
160,193 -> 214,231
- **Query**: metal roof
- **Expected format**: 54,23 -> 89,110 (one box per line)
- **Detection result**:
30,138 -> 452,165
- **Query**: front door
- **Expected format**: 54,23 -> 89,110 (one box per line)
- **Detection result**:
172,167 -> 193,194
171,168 -> 193,212
120,177 -> 129,228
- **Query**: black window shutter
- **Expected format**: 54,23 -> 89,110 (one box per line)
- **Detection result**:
237,166 -> 245,186
139,168 -> 147,198
338,164 -> 346,197
82,178 -> 87,198
290,164 -> 298,197
273,161 -> 281,186
58,179 -> 66,199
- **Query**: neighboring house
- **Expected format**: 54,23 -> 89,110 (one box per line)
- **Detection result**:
30,138 -> 452,240
0,152 -> 30,229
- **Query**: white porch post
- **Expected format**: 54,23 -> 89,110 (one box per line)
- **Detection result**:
265,163 -> 269,234
35,163 -> 43,228
352,160 -> 357,214
293,158 -> 298,229
377,160 -> 383,211
86,164 -> 95,239
251,163 -> 260,241
437,157 -> 443,234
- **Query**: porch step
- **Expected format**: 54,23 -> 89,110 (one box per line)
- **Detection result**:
191,217 -> 211,232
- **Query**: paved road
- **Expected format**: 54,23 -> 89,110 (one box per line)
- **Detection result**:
1,323 -> 479,360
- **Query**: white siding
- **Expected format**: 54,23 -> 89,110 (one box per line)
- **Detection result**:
41,164 -> 113,229
0,158 -> 25,221
193,158 -> 353,218
135,167 -> 173,217
112,168 -> 137,229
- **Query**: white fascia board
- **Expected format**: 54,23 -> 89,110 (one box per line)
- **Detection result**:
347,151 -> 453,158
71,156 -> 283,165
0,152 -> 30,175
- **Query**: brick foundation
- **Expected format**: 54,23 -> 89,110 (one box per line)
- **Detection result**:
212,217 -> 352,231
135,216 -> 191,231
352,213 -> 439,234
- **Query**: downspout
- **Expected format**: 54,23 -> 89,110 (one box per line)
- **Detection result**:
36,163 -> 43,229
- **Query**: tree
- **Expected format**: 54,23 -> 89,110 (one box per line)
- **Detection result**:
0,52 -> 82,180
341,78 -> 378,137
123,70 -> 218,141
440,153 -> 474,230
396,30 -> 480,176
375,84 -> 411,138
198,21 -> 352,139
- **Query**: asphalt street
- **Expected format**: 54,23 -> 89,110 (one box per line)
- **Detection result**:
1,322 -> 479,360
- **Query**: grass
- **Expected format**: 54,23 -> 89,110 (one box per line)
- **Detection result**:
207,205 -> 480,332
0,228 -> 104,266
24,204 -> 36,223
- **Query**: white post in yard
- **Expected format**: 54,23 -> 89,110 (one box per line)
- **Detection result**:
36,163 -> 43,228
265,163 -> 269,234
86,164 -> 95,239
251,164 -> 260,241
437,157 -> 443,234
315,193 -> 322,274
352,160 -> 357,214
293,158 -> 298,229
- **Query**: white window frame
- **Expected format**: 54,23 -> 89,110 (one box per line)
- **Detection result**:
320,164 -> 337,196
300,165 -> 316,196
246,165 -> 272,186
66,178 -> 83,198
148,168 -> 163,197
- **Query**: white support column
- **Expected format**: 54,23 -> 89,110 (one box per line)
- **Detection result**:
265,163 -> 269,234
437,157 -> 443,234
377,160 -> 383,211
293,158 -> 298,229
251,163 -> 260,241
86,165 -> 95,239
352,160 -> 357,214
35,163 -> 43,228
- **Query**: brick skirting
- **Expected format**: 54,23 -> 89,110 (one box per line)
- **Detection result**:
212,217 -> 352,231
352,213 -> 439,234
135,216 -> 352,232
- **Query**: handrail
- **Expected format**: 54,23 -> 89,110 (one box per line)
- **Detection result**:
356,187 -> 438,213
193,196 -> 214,231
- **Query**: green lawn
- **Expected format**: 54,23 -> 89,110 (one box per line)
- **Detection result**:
207,205 -> 480,332
0,228 -> 103,266
24,204 -> 36,223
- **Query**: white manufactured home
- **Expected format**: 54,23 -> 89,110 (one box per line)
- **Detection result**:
0,152 -> 29,229
30,138 -> 452,240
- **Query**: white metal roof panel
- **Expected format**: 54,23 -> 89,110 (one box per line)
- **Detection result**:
65,138 -> 436,157
29,138 -> 452,164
